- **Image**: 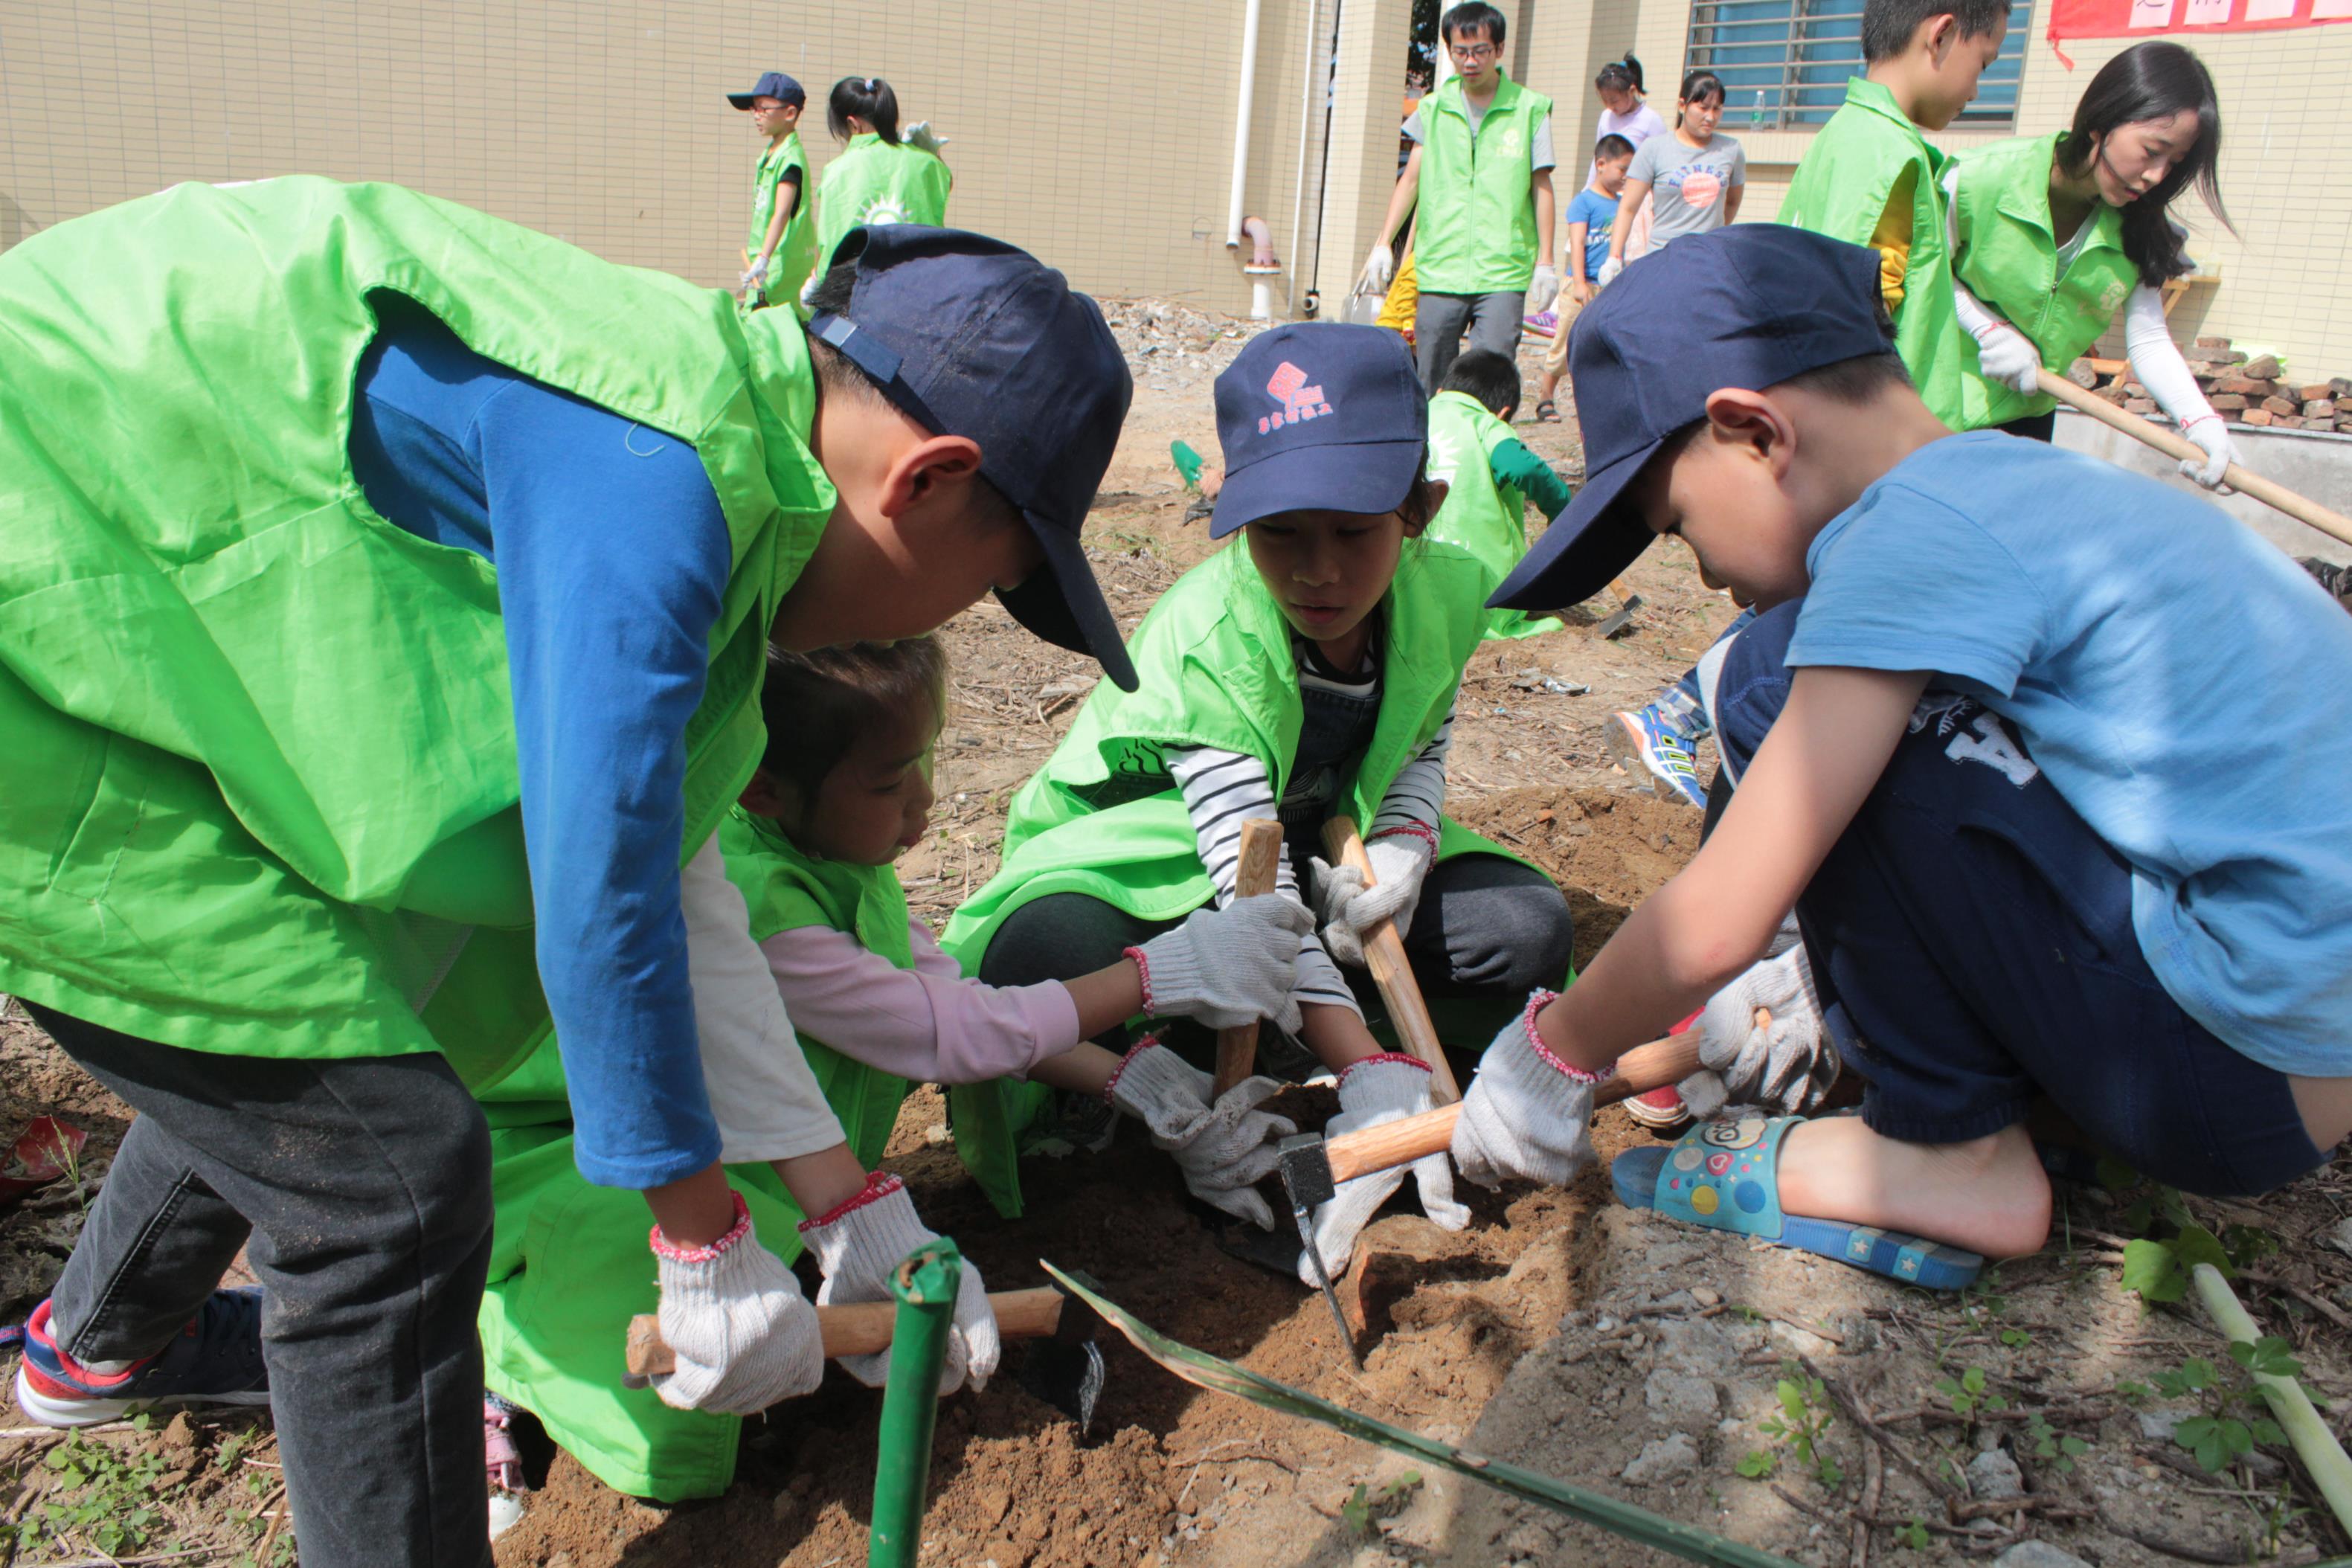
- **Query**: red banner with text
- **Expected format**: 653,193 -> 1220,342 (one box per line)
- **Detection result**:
2048,0 -> 2352,59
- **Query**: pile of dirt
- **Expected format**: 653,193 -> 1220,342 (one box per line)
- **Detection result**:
1096,299 -> 1267,399
1450,785 -> 1700,958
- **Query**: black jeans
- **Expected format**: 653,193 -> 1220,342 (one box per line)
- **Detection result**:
27,1004 -> 495,1568
1710,605 -> 2319,1197
979,852 -> 1576,1057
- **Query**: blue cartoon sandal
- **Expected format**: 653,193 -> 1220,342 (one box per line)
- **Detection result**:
1611,1116 -> 1985,1291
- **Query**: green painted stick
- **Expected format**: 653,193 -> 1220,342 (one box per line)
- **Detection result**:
1042,1263 -> 1796,1568
867,1241 -> 965,1568
2191,1262 -> 2352,1536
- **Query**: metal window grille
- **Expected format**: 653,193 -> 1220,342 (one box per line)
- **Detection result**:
1686,0 -> 2032,130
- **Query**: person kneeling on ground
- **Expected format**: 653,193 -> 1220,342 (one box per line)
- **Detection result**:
1423,348 -> 1574,643
946,324 -> 1578,1288
1447,224 -> 2352,1291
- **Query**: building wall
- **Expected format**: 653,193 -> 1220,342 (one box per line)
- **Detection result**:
0,0 -> 1344,317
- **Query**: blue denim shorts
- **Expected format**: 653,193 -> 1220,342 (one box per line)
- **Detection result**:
1713,601 -> 2322,1198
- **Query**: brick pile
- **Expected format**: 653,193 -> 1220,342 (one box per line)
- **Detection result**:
2067,338 -> 2351,433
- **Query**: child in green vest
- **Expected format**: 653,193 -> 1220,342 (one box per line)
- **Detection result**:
1776,0 -> 2011,429
1425,349 -> 1571,640
727,70 -> 818,311
1468,223 -> 2352,1294
1942,40 -> 2238,484
0,184 -> 1140,1564
946,324 -> 1578,1285
812,76 -> 954,292
480,638 -> 1310,1508
1359,1 -> 1561,391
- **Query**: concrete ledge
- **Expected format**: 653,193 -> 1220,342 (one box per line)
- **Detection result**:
2054,409 -> 2352,566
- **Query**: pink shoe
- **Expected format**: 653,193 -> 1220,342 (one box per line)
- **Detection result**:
1624,1085 -> 1691,1132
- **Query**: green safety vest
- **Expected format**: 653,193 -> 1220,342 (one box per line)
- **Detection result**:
477,808 -> 918,1503
747,132 -> 819,311
1413,74 -> 1555,295
814,135 -> 954,271
944,538 -> 1512,972
0,177 -> 832,1090
1424,391 -> 1563,642
1947,132 -> 2139,429
1779,78 -> 1967,428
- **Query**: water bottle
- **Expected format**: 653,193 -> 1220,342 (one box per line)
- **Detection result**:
1750,90 -> 1767,129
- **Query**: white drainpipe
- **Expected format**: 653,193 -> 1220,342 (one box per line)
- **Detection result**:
1286,0 -> 1319,315
1226,0 -> 1265,250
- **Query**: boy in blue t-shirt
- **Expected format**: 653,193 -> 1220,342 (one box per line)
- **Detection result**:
1446,224 -> 2352,1287
1532,134 -> 1632,423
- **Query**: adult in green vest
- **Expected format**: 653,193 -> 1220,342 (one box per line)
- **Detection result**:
0,183 -> 1137,1564
946,325 -> 1578,1282
810,75 -> 954,300
727,70 -> 820,312
1943,41 -> 2240,485
1358,2 -> 1560,391
1776,0 -> 2012,428
483,638 -> 1307,1505
1425,349 -> 1572,641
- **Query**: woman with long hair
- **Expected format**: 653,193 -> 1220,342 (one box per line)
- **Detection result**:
1944,40 -> 2237,481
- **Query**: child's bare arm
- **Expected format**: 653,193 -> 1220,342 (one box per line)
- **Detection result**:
1535,664 -> 1929,1070
1026,1040 -> 1122,1095
1301,1000 -> 1386,1073
1607,181 -> 1653,263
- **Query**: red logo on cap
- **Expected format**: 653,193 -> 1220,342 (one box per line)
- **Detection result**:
1258,361 -> 1334,434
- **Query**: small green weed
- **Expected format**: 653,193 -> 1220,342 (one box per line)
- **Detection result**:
1753,1371 -> 1842,1489
2024,1411 -> 2090,1474
1932,1366 -> 2008,1421
1340,1471 -> 1423,1538
1895,1518 -> 1932,1551
11,1421 -> 175,1558
2150,1339 -> 2299,1474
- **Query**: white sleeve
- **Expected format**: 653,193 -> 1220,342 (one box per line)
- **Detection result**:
1940,163 -> 2005,341
1371,706 -> 1451,836
680,833 -> 848,1166
1166,746 -> 1361,1017
2123,283 -> 2219,428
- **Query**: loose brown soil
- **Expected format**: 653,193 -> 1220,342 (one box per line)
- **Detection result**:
5,308 -> 2351,1568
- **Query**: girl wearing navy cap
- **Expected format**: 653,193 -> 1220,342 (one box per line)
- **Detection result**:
945,323 -> 1578,1285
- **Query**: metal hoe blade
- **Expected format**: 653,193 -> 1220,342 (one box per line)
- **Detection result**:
1278,1133 -> 1360,1368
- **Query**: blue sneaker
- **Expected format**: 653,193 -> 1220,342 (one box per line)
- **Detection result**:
1607,707 -> 1708,809
15,1288 -> 270,1427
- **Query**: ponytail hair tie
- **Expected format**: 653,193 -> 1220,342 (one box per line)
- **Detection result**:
865,77 -> 877,91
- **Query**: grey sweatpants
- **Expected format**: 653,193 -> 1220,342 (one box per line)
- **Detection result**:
28,1003 -> 495,1568
1414,289 -> 1526,393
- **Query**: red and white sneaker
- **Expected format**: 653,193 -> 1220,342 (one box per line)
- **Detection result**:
1623,1085 -> 1692,1133
15,1291 -> 269,1428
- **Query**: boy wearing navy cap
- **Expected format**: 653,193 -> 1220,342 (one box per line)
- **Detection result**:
2,183 -> 1133,1563
948,323 -> 1577,1282
1450,223 -> 2352,1289
728,71 -> 816,309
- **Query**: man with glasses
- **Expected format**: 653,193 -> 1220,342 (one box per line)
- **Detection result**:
1360,1 -> 1559,391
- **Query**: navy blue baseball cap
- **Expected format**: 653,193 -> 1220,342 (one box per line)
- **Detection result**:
727,71 -> 805,109
1491,225 -> 1891,611
1209,323 -> 1427,539
808,225 -> 1139,690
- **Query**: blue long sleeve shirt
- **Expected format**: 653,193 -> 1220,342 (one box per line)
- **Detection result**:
349,301 -> 733,1188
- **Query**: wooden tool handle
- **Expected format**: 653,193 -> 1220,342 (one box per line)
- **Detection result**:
2038,370 -> 2352,548
1212,818 -> 1288,1098
623,1285 -> 1068,1382
1321,817 -> 1462,1105
1323,1025 -> 1708,1183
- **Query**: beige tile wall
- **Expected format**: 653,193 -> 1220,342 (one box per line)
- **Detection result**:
1,0 -> 1352,317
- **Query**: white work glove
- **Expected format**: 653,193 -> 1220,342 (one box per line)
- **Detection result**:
2179,414 -> 2240,490
1308,826 -> 1436,969
800,1173 -> 1001,1394
739,256 -> 770,289
1297,1056 -> 1468,1285
1107,1040 -> 1297,1230
1677,944 -> 1839,1121
1360,242 -> 1397,295
904,121 -> 949,155
1596,255 -> 1624,289
1452,991 -> 1605,1189
651,1192 -> 826,1414
1526,263 -> 1561,316
1970,320 -> 2043,396
1130,896 -> 1314,1035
